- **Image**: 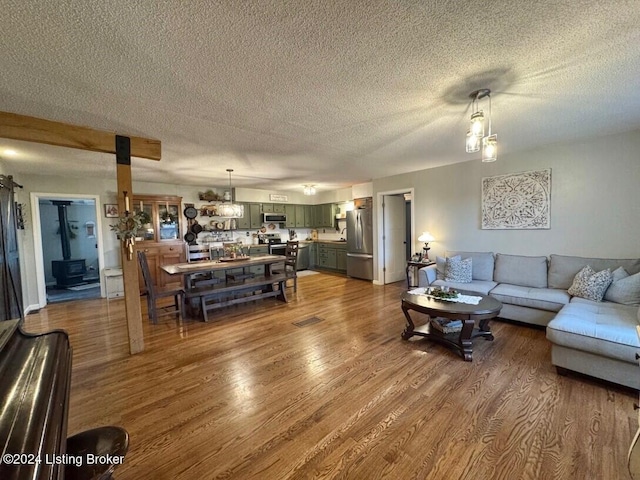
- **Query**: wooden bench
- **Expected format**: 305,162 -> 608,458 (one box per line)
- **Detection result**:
185,273 -> 289,321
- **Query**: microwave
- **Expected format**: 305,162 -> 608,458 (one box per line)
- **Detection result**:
262,213 -> 287,223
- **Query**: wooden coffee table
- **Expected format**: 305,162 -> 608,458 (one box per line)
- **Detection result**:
401,290 -> 502,361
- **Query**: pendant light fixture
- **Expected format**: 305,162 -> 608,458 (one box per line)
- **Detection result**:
217,169 -> 244,218
465,88 -> 497,162
303,185 -> 316,196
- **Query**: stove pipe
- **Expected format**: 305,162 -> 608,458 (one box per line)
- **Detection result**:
52,201 -> 73,260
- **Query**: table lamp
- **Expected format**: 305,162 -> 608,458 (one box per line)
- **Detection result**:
418,231 -> 435,260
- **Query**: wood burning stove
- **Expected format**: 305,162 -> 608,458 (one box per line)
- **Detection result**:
51,201 -> 86,288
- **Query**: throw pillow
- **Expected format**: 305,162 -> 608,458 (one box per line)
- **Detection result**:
444,256 -> 472,283
568,265 -> 613,302
604,267 -> 640,305
436,255 -> 460,280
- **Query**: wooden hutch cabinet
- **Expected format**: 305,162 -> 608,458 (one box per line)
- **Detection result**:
133,194 -> 185,291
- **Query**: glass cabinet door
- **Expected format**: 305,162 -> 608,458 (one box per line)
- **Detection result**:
158,203 -> 180,240
135,202 -> 155,241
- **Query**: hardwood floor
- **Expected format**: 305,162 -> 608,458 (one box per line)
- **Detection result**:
24,273 -> 636,479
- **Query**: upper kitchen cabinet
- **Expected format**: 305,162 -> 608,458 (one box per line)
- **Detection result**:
237,203 -> 262,230
284,204 -> 296,228
295,205 -> 306,228
314,203 -> 337,228
261,203 -> 286,214
304,205 -> 314,228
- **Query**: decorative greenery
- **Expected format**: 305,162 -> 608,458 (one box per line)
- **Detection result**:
198,190 -> 221,201
429,288 -> 459,300
137,210 -> 152,225
110,212 -> 143,240
160,210 -> 177,224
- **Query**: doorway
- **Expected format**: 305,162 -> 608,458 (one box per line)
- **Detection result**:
31,193 -> 106,306
377,188 -> 414,284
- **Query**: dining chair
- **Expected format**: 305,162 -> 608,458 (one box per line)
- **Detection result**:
137,251 -> 185,324
186,243 -> 221,287
274,241 -> 299,292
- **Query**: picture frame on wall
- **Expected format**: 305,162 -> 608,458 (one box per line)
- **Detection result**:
104,204 -> 119,218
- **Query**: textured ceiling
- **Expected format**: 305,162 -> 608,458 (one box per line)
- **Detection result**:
1,0 -> 639,193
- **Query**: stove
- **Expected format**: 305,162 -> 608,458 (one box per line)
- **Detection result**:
265,234 -> 286,255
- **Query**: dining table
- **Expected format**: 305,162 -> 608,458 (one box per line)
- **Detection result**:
161,254 -> 286,289
161,254 -> 288,320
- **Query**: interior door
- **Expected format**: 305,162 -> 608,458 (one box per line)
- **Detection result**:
383,194 -> 407,284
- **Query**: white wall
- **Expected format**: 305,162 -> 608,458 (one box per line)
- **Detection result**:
373,129 -> 640,281
10,129 -> 639,305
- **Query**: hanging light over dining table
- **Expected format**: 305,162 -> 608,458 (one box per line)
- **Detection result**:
217,169 -> 244,218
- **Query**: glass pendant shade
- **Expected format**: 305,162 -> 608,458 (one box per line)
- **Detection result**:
470,110 -> 485,137
466,130 -> 480,153
217,203 -> 244,218
482,134 -> 498,162
217,168 -> 244,218
303,185 -> 316,195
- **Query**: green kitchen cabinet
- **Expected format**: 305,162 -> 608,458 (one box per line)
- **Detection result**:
284,204 -> 296,228
236,203 -> 251,229
249,203 -> 263,228
248,245 -> 268,275
304,205 -> 314,228
336,248 -> 347,272
294,205 -> 305,228
313,203 -> 336,228
314,242 -> 347,272
317,244 -> 337,269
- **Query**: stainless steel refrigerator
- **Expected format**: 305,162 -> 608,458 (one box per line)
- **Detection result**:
346,208 -> 373,280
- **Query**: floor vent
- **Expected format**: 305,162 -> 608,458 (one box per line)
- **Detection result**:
293,316 -> 324,328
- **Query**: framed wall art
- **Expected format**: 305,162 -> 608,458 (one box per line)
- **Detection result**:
104,204 -> 119,218
481,169 -> 551,229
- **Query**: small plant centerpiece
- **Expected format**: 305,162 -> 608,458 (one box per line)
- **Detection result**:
224,243 -> 239,258
429,287 -> 459,301
110,212 -> 144,260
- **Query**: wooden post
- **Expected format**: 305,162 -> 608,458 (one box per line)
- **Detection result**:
116,135 -> 144,354
0,111 -> 161,355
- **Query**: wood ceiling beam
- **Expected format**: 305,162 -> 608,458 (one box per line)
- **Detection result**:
0,111 -> 161,160
0,110 -> 157,354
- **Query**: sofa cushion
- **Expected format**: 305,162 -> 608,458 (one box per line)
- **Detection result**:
604,268 -> 640,305
547,301 -> 640,363
432,279 -> 497,296
446,251 -> 495,281
435,255 -> 460,280
490,284 -> 570,312
444,256 -> 472,282
494,253 -> 548,288
548,254 -> 640,289
567,266 -> 612,302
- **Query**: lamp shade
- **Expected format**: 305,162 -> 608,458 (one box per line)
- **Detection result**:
418,231 -> 435,243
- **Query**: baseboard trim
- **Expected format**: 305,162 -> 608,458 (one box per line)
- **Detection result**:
24,303 -> 41,315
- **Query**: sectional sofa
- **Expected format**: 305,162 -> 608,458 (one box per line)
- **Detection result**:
418,252 -> 640,389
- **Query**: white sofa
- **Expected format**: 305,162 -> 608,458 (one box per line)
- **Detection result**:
419,252 -> 640,389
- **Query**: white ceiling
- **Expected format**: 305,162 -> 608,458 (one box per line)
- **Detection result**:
1,0 -> 639,193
